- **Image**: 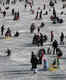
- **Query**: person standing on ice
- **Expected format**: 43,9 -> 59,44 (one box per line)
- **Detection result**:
51,31 -> 54,42
35,7 -> 42,20
35,10 -> 38,20
3,10 -> 6,17
38,49 -> 46,64
13,11 -> 20,20
24,0 -> 33,9
24,3 -> 27,9
30,51 -> 38,73
29,0 -> 34,9
1,25 -> 4,36
30,23 -> 35,33
42,53 -> 49,70
53,7 -> 56,18
36,27 -> 41,46
49,0 -> 54,7
52,40 -> 58,55
40,33 -> 44,46
29,1 -> 32,9
39,9 -> 42,19
12,8 -> 15,15
43,4 -> 46,10
24,0 -> 28,9
37,27 -> 40,33
35,27 -> 40,37
60,32 -> 64,45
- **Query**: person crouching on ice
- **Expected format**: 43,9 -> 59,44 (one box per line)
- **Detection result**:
6,48 -> 11,56
5,27 -> 12,38
52,56 -> 60,68
52,47 -> 63,68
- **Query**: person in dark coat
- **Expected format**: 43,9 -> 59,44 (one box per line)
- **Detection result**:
35,11 -> 38,20
51,31 -> 54,42
1,25 -> 4,36
37,27 -> 40,33
56,48 -> 63,57
39,9 -> 42,19
30,23 -> 35,33
43,4 -> 46,10
14,31 -> 19,37
30,51 -> 38,73
52,40 -> 58,55
5,27 -> 11,37
49,0 -> 54,7
3,11 -> 6,17
40,22 -> 45,28
7,27 -> 11,34
24,3 -> 27,8
36,34 -> 40,47
13,11 -> 19,20
53,7 -> 56,18
13,12 -> 16,20
40,33 -> 43,46
60,32 -> 64,45
6,48 -> 11,56
12,8 -> 15,15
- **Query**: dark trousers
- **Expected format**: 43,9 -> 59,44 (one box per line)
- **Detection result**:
53,47 -> 57,55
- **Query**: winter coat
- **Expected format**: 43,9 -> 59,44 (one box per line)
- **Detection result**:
52,40 -> 58,48
30,23 -> 35,33
51,31 -> 54,38
31,54 -> 38,69
1,25 -> 4,31
60,32 -> 64,41
53,7 -> 56,17
56,48 -> 63,57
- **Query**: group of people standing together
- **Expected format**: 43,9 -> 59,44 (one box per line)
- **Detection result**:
29,0 -> 65,73
30,46 -> 62,73
0,0 -> 65,74
30,32 -> 63,73
30,22 -> 64,73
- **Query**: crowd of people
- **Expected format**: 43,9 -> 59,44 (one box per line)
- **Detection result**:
0,0 -> 65,74
30,47 -> 63,73
29,0 -> 65,73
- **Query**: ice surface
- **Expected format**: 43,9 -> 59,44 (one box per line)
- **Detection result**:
0,0 -> 66,80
